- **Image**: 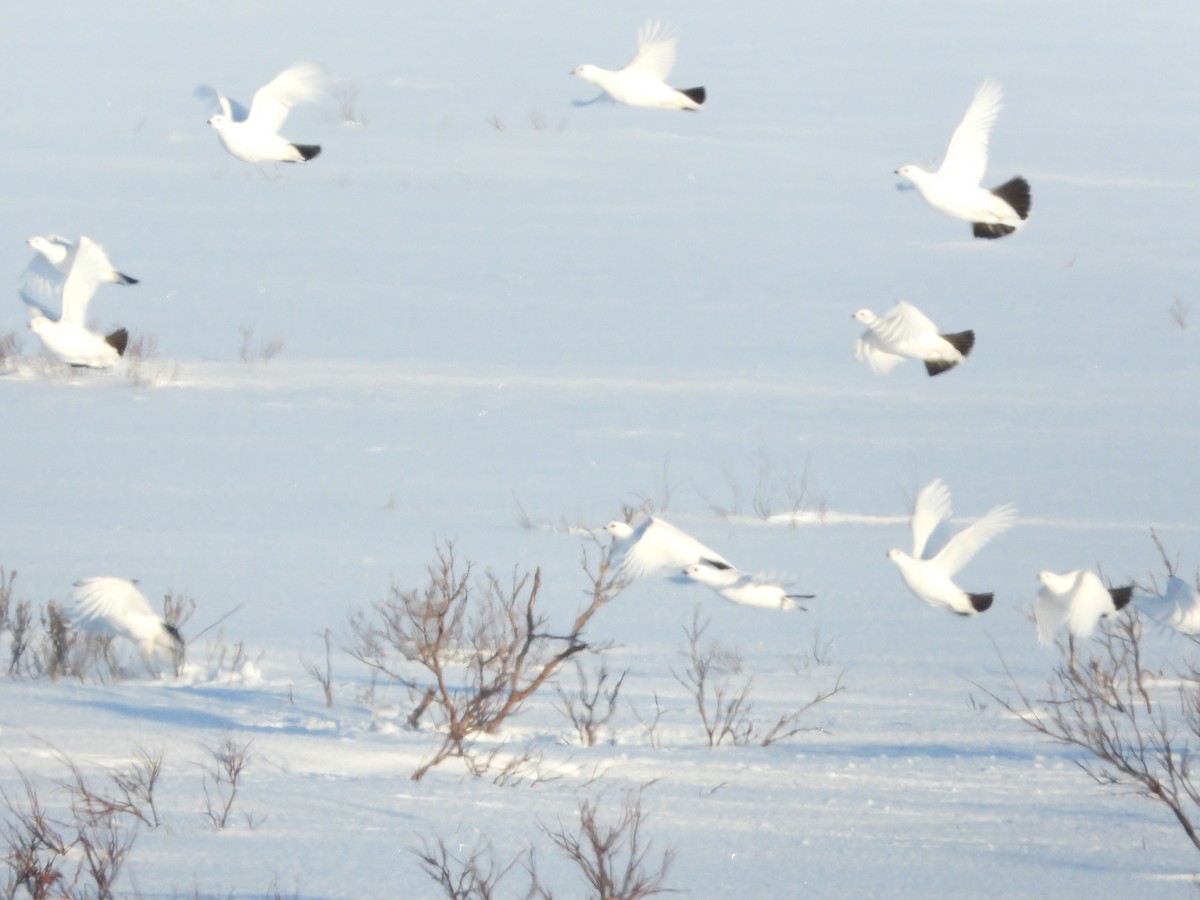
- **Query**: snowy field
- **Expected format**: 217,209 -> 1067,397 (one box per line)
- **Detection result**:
2,1 -> 1200,897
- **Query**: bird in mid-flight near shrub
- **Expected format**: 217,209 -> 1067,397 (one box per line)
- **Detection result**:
682,563 -> 813,611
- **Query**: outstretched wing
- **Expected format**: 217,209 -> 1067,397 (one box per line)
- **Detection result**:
621,516 -> 733,578
855,332 -> 905,374
19,251 -> 65,319
868,301 -> 939,351
938,79 -> 1003,187
59,237 -> 119,326
246,62 -> 329,134
1035,585 -> 1069,646
70,577 -> 154,634
910,479 -> 952,559
195,84 -> 248,121
930,502 -> 1017,575
626,20 -> 678,81
1063,571 -> 1119,638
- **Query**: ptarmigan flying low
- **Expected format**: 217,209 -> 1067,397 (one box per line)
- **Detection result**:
895,79 -> 1031,239
200,62 -> 329,163
1138,575 -> 1200,634
603,516 -> 733,580
25,236 -> 131,368
853,301 -> 975,376
572,21 -> 705,111
1034,569 -> 1133,644
886,478 -> 1017,615
70,577 -> 185,667
682,563 -> 813,611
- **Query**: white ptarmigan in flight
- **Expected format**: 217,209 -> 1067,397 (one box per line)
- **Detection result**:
886,479 -> 1017,615
1138,575 -> 1200,635
682,563 -> 813,611
24,236 -> 132,368
1034,569 -> 1134,644
603,516 -> 733,580
572,21 -> 706,111
853,301 -> 975,376
70,577 -> 185,667
200,62 -> 329,163
895,79 -> 1031,239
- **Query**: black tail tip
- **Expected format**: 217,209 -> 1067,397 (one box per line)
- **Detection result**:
924,358 -> 959,377
293,144 -> 322,161
989,176 -> 1032,220
972,221 -> 1017,239
941,329 -> 975,358
117,272 -> 139,286
968,592 -> 994,613
679,86 -> 705,106
1109,585 -> 1134,611
105,328 -> 129,356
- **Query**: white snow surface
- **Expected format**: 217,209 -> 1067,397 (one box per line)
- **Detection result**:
2,1 -> 1200,897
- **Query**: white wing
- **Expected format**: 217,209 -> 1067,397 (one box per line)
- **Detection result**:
855,333 -> 905,374
70,577 -> 155,635
930,502 -> 1016,575
910,479 -> 952,559
195,84 -> 248,121
20,252 -> 65,319
937,79 -> 1003,187
1035,585 -> 1069,646
58,237 -> 115,326
246,62 -> 329,134
621,516 -> 733,578
626,20 -> 678,81
868,302 -> 940,352
1063,571 -> 1116,639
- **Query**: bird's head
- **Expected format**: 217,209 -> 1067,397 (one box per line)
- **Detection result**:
602,521 -> 633,540
852,309 -> 874,324
571,64 -> 600,84
206,113 -> 227,129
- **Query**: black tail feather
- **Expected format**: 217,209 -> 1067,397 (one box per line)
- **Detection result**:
924,359 -> 959,377
116,272 -> 139,285
972,221 -> 1016,239
678,86 -> 705,106
1109,585 -> 1134,611
990,176 -> 1031,220
968,592 -> 994,613
292,144 -> 321,162
940,329 -> 975,358
105,328 -> 129,357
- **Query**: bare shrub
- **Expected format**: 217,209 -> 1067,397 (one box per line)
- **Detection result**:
982,611 -> 1200,852
0,332 -> 22,369
413,787 -> 674,900
541,787 -> 675,900
411,836 -> 527,899
240,327 -> 285,364
301,628 -> 335,707
199,734 -> 253,830
39,602 -> 76,681
2,762 -> 139,900
1170,295 -> 1190,330
348,540 -> 624,780
7,599 -> 35,676
554,657 -> 626,747
673,607 -> 843,748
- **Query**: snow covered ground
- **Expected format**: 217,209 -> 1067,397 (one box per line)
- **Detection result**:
2,1 -> 1199,896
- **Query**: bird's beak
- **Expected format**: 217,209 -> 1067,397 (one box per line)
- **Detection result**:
893,169 -> 900,175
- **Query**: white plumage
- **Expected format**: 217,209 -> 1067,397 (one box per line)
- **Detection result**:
1035,570 -> 1133,644
895,79 -> 1031,239
21,234 -> 137,320
603,516 -> 733,580
70,577 -> 184,664
853,302 -> 975,377
886,479 -> 1017,616
201,62 -> 329,163
25,236 -> 131,368
682,563 -> 812,611
1138,576 -> 1200,634
572,21 -> 705,111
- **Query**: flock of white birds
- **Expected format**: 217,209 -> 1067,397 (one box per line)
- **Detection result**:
9,21 -> 1197,663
